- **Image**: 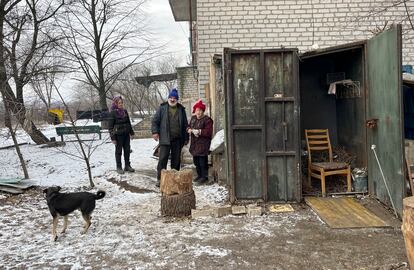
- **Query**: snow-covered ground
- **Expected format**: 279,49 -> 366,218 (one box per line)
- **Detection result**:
0,122 -> 238,268
0,123 -> 409,269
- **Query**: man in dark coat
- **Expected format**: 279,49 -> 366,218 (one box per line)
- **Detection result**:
151,88 -> 189,187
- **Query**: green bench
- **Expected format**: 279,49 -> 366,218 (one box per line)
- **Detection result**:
55,125 -> 101,141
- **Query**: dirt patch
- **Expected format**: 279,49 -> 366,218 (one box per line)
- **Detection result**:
107,177 -> 155,193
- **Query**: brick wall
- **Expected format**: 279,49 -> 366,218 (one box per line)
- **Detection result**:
176,66 -> 199,117
196,0 -> 414,94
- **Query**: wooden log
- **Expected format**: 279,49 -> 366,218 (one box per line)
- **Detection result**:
160,169 -> 193,195
402,196 -> 414,269
161,190 -> 196,217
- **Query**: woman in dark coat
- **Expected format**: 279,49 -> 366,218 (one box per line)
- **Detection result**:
108,96 -> 135,174
187,99 -> 213,185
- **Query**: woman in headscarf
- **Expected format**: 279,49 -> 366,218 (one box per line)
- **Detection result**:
108,96 -> 135,174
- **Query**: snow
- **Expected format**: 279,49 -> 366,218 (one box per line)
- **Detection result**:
0,122 -> 315,269
209,129 -> 224,153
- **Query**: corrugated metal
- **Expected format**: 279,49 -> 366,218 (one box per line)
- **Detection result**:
366,25 -> 405,215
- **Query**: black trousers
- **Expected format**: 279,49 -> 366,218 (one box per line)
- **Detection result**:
115,134 -> 131,168
193,156 -> 208,179
157,139 -> 182,180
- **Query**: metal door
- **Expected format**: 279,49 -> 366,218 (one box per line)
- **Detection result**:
367,24 -> 405,215
224,49 -> 301,202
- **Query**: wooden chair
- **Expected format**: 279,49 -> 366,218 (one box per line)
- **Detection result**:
305,129 -> 351,197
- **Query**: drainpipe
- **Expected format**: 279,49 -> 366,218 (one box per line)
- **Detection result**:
189,0 -> 199,98
189,0 -> 193,67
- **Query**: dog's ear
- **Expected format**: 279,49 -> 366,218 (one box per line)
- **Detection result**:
43,188 -> 48,194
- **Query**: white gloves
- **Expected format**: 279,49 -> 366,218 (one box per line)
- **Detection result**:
192,129 -> 201,137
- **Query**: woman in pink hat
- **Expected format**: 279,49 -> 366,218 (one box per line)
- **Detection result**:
187,99 -> 213,185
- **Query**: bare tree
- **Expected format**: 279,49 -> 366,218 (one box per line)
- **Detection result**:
56,0 -> 158,112
29,54 -> 65,110
156,55 -> 181,91
344,1 -> 414,35
71,81 -> 101,110
109,56 -> 180,119
0,0 -> 64,144
53,81 -> 107,188
0,92 -> 29,179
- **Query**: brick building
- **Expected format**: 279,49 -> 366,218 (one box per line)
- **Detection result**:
176,66 -> 199,117
169,0 -> 414,96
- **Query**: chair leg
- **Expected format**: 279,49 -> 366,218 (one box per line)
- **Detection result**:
321,169 -> 326,197
346,167 -> 352,192
308,167 -> 311,187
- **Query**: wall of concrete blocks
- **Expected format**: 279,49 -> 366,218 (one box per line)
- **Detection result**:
196,0 -> 414,95
176,66 -> 199,117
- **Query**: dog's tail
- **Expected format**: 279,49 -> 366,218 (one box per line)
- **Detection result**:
95,190 -> 106,200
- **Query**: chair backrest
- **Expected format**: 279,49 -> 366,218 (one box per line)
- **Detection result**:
305,129 -> 333,164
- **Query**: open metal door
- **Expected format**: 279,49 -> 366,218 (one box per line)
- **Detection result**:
223,48 -> 301,202
367,25 -> 405,215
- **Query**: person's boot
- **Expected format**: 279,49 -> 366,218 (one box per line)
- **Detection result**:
193,176 -> 201,183
156,180 -> 160,187
124,164 -> 135,172
117,167 -> 124,174
195,177 -> 208,186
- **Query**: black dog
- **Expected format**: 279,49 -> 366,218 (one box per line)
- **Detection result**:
43,186 -> 106,241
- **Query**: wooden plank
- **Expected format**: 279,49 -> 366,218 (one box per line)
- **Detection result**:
308,146 -> 330,151
305,197 -> 389,228
268,204 -> 294,213
306,129 -> 328,133
0,143 -> 28,150
308,141 -> 329,145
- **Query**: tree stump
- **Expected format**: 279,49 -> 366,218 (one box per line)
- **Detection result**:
402,196 -> 414,269
160,169 -> 196,217
161,190 -> 196,217
160,169 -> 192,196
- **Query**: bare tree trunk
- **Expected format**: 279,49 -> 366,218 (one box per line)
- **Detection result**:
3,83 -> 49,144
55,86 -> 95,187
1,90 -> 29,179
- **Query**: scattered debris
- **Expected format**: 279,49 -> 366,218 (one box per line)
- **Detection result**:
0,178 -> 36,194
40,141 -> 66,148
246,205 -> 262,217
268,204 -> 295,213
352,167 -> 368,177
191,208 -> 217,219
232,205 -> 246,215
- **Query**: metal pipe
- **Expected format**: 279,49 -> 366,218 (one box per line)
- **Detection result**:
371,144 -> 399,218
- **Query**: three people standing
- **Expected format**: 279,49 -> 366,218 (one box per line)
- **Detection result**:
151,88 -> 189,187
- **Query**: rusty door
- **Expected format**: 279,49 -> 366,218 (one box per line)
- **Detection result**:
224,49 -> 301,202
367,25 -> 405,215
